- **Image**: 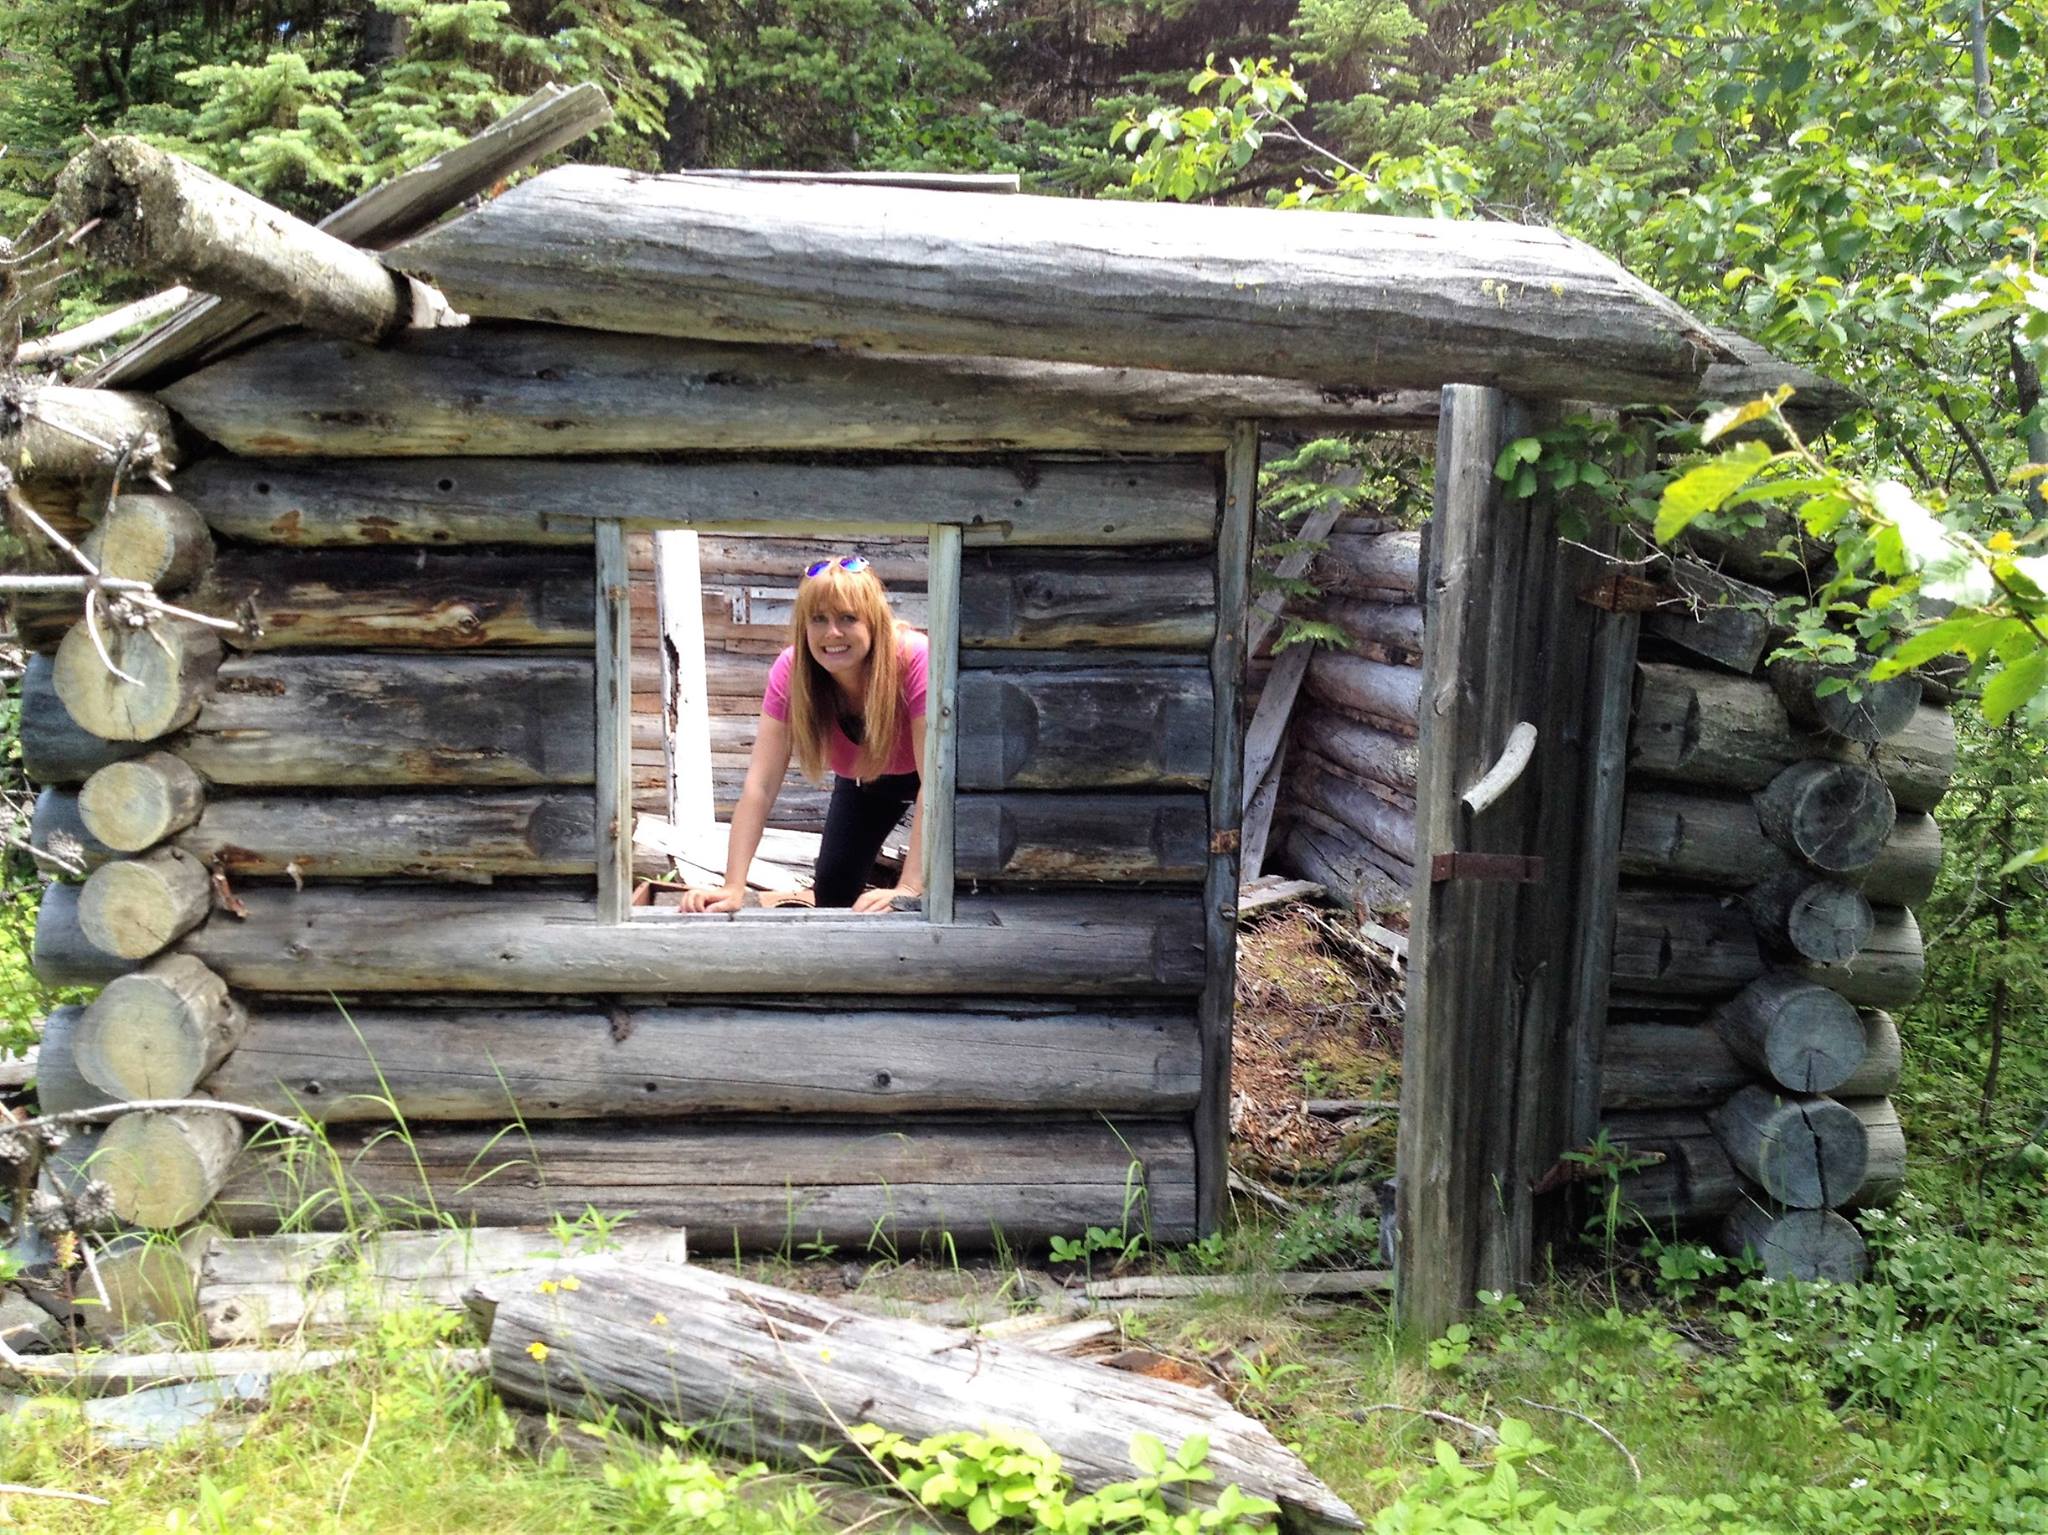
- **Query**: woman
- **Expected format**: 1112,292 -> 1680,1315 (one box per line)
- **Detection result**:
682,555 -> 928,913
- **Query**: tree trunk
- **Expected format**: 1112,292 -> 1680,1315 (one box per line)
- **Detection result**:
1712,974 -> 1867,1094
474,1258 -> 1362,1531
77,954 -> 246,1100
1753,760 -> 1896,872
205,1002 -> 1200,1122
390,162 -> 1717,404
79,751 -> 206,851
77,847 -> 212,960
1710,1085 -> 1867,1209
95,1106 -> 245,1228
53,615 -> 222,743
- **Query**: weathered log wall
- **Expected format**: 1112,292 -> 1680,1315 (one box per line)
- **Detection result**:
1602,556 -> 1955,1282
19,436 -> 1226,1250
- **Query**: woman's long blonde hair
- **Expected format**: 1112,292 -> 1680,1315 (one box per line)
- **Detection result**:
786,562 -> 908,783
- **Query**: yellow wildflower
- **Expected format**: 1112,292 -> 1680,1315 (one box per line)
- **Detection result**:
538,1279 -> 559,1294
1990,530 -> 2017,554
527,1341 -> 551,1362
652,1313 -> 670,1327
559,1275 -> 582,1291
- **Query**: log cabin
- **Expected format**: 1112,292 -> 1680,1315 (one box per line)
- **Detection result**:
4,87 -> 1942,1334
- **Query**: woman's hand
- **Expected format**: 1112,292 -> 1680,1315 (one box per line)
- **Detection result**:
850,883 -> 919,914
679,884 -> 746,913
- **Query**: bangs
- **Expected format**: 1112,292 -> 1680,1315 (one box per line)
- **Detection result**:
796,564 -> 890,623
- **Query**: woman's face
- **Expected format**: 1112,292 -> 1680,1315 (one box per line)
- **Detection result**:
805,602 -> 873,681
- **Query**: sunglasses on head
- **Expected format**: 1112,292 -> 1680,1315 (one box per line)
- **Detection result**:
803,555 -> 871,579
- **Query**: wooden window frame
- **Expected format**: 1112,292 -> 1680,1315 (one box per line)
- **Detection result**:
595,519 -> 960,927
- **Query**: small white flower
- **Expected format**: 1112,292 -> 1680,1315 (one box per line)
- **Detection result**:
1850,1479 -> 1869,1491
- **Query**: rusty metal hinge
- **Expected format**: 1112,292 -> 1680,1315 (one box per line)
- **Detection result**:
1579,572 -> 1668,613
1430,852 -> 1545,884
1210,828 -> 1240,855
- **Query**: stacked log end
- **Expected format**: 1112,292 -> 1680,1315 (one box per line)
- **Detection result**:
1605,567 -> 1951,1281
1270,516 -> 1420,913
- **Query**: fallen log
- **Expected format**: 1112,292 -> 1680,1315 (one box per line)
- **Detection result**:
199,1227 -> 690,1345
393,162 -> 1717,405
1630,662 -> 1956,812
1712,974 -> 1866,1095
474,1258 -> 1362,1530
97,1106 -> 246,1228
1754,761 -> 1896,873
1083,1271 -> 1389,1301
39,136 -> 432,344
202,1003 -> 1201,1121
1303,652 -> 1421,736
1719,1202 -> 1868,1282
218,1119 -> 1199,1246
1710,1086 -> 1867,1209
77,847 -> 213,960
78,751 -> 206,852
77,954 -> 245,1101
53,616 -> 222,742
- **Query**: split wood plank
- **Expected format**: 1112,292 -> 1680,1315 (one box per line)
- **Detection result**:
924,525 -> 962,922
595,522 -> 633,922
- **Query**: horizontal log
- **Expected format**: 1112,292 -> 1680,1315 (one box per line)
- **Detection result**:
1619,788 -> 1940,907
1742,873 -> 1873,965
1279,820 -> 1409,916
54,615 -> 222,742
1836,1011 -> 1902,1098
956,667 -> 1212,790
1604,1110 -> 1743,1224
78,955 -> 245,1101
1719,1202 -> 1867,1282
34,1006 -> 117,1115
391,164 -> 1719,403
17,654 -> 150,785
31,882 -> 136,988
216,1118 -> 1200,1246
1710,1085 -> 1866,1209
1599,1026 -> 1749,1111
178,888 -> 1206,994
190,548 -> 595,650
1318,597 -> 1423,660
0,384 -> 177,489
165,324 -> 1388,458
175,653 -> 595,786
959,550 -> 1214,649
1794,906 -> 1925,1009
1713,974 -> 1866,1095
13,495 -> 219,643
79,751 -> 206,852
79,847 -> 213,960
175,790 -> 596,877
953,793 -> 1207,882
1841,1097 -> 1905,1209
204,1003 -> 1201,1120
1640,560 -> 1773,675
1770,661 -> 1922,744
1289,756 -> 1417,864
1631,662 -> 1956,812
1314,530 -> 1421,602
29,787 -> 114,877
97,1106 -> 245,1228
1303,652 -> 1421,734
1294,706 -> 1417,799
179,452 -> 1220,548
1675,507 -> 1824,586
1754,760 -> 1895,873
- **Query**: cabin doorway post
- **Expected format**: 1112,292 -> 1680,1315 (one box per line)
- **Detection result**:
1394,388 -> 1638,1336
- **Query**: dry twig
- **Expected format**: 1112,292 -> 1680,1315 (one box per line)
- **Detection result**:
1511,1397 -> 1642,1482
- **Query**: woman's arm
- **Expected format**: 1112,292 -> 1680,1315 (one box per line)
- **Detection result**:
851,718 -> 926,914
680,712 -> 792,913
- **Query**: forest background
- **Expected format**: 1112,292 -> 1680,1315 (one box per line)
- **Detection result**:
2,1 -> 2048,1529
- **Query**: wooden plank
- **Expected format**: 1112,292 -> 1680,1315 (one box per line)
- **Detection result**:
390,166 -> 1720,403
955,667 -> 1212,790
1240,733 -> 1289,883
94,83 -> 614,390
1241,645 -> 1313,818
1199,423 -> 1256,1236
923,526 -> 962,923
657,530 -> 715,832
953,793 -> 1207,882
177,887 -> 1207,995
595,523 -> 633,922
960,549 -> 1214,650
204,1003 -> 1202,1121
1246,491 -> 1349,658
216,1118 -> 1200,1247
179,453 -> 1220,549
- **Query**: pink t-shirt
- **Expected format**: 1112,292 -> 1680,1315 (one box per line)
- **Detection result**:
761,630 -> 929,779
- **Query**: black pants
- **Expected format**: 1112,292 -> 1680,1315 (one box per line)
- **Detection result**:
813,771 -> 919,908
